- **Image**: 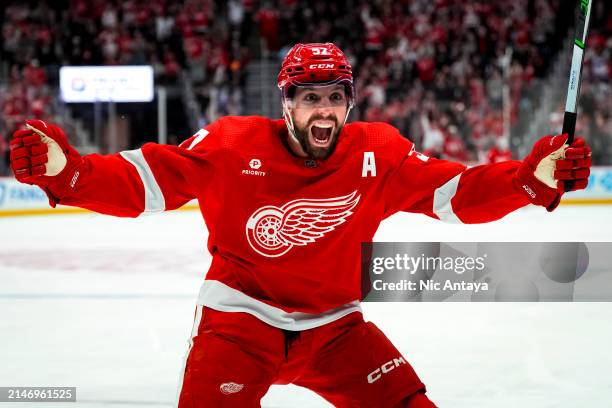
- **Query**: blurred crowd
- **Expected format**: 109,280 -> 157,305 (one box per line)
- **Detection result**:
0,0 -> 243,172
1,0 -> 611,175
568,32 -> 612,165
267,0 -> 611,163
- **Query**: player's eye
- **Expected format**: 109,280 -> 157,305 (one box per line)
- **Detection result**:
330,92 -> 345,104
303,93 -> 319,103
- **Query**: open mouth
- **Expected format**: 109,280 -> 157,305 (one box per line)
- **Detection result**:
309,120 -> 335,147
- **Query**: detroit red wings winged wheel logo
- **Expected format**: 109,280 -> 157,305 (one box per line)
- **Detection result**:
245,191 -> 361,257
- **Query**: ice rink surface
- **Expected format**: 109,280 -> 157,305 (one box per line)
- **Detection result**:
1,205 -> 612,407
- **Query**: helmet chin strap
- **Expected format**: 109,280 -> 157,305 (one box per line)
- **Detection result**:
281,98 -> 353,158
281,99 -> 301,150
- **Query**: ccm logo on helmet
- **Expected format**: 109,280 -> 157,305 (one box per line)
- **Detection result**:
309,64 -> 335,69
367,356 -> 407,384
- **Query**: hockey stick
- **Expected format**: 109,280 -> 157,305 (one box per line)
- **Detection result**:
562,0 -> 593,191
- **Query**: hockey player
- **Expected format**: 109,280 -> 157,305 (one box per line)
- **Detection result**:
10,43 -> 591,407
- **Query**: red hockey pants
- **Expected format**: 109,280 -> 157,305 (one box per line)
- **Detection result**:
177,306 -> 436,407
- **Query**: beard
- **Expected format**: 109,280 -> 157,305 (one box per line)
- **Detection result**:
292,114 -> 343,160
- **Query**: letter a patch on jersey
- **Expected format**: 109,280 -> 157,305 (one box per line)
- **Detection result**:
245,191 -> 360,257
362,152 -> 376,177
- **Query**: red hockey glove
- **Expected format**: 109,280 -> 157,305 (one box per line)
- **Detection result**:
555,138 -> 591,191
515,134 -> 591,211
9,120 -> 82,205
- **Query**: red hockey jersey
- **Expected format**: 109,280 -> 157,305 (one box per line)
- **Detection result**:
48,116 -> 530,329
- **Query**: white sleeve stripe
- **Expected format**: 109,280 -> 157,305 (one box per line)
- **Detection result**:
433,173 -> 463,224
186,129 -> 209,151
119,149 -> 166,213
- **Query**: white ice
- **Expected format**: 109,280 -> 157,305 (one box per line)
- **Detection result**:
1,205 -> 612,407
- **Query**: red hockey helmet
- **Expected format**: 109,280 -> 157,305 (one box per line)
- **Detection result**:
277,43 -> 354,106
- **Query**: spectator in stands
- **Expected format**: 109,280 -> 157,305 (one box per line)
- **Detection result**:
0,0 -> 610,176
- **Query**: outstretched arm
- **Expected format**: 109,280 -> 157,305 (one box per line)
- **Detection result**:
383,134 -> 591,224
9,120 -> 218,217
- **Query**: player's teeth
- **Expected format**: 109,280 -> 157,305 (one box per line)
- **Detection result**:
313,121 -> 333,128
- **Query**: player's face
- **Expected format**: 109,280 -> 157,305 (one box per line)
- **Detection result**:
289,85 -> 348,160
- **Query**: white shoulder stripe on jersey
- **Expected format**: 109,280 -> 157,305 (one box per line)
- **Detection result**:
119,149 -> 166,213
186,129 -> 209,151
197,280 -> 362,331
433,173 -> 463,224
